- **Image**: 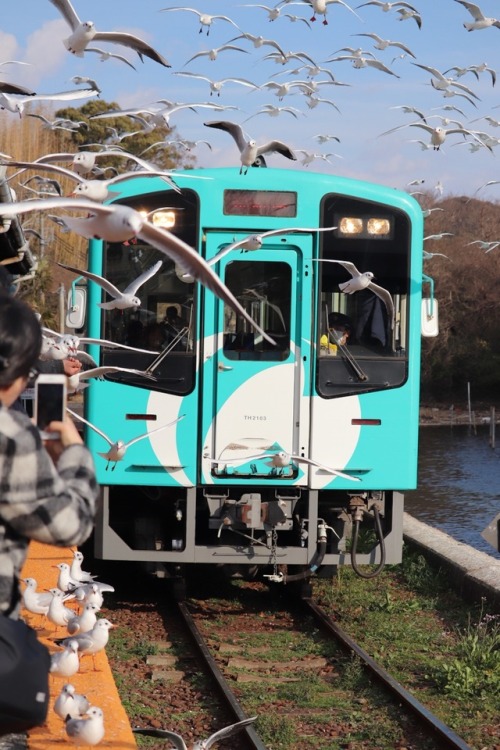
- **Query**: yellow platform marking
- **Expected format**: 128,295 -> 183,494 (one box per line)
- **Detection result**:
21,541 -> 137,749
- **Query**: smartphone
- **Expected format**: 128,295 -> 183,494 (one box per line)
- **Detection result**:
34,374 -> 67,439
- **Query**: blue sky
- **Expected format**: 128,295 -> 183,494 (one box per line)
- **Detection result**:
2,1 -> 500,200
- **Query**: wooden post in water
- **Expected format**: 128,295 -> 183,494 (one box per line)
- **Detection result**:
467,382 -> 472,426
490,406 -> 496,449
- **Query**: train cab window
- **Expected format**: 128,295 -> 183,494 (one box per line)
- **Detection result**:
96,191 -> 199,396
222,260 -> 291,361
316,195 -> 411,398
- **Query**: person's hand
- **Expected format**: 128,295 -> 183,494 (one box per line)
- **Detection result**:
63,357 -> 82,376
43,417 -> 83,461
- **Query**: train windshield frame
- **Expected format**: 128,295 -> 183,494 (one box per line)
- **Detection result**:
316,194 -> 411,398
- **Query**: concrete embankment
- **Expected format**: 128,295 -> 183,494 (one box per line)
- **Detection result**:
403,513 -> 500,612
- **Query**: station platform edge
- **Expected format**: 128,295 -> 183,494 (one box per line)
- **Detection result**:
20,541 -> 136,749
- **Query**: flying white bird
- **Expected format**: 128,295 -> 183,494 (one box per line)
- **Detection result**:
65,706 -> 105,747
356,0 -> 418,12
453,0 -> 500,31
159,7 -> 240,35
85,46 -> 137,69
67,409 -> 184,470
226,31 -> 285,54
423,251 -> 451,261
54,684 -> 91,721
207,226 -> 337,266
204,120 -> 296,173
3,158 -> 178,201
173,72 -> 260,97
300,0 -> 362,24
315,259 -> 395,326
0,87 -> 98,117
58,260 -> 162,311
0,198 -> 276,346
183,45 -> 249,66
48,0 -> 170,65
66,366 -> 156,395
467,239 -> 500,252
353,32 -> 416,57
424,233 -> 454,241
133,716 -> 257,750
207,448 -> 359,481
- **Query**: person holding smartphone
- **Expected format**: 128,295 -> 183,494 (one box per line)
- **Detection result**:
0,293 -> 99,619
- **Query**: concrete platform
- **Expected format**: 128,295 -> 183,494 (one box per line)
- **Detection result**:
403,513 -> 500,612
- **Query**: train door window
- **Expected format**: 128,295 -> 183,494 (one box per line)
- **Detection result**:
222,261 -> 291,361
316,195 -> 410,398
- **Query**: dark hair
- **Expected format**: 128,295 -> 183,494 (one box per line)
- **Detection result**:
328,312 -> 352,333
0,297 -> 42,386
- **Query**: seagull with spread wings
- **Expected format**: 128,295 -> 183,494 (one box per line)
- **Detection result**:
160,7 -> 240,35
48,0 -> 170,65
67,410 -> 184,470
133,717 -> 257,750
316,259 -> 395,327
204,120 -> 296,174
0,198 -> 276,346
57,260 -> 162,310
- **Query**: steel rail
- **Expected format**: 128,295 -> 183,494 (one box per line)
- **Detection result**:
176,601 -> 268,750
303,598 -> 473,750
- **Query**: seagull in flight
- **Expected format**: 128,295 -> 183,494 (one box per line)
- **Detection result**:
454,0 -> 500,31
173,72 -> 260,97
67,410 -> 184,470
298,0 -> 362,24
0,87 -> 98,117
48,0 -> 170,66
58,260 -> 162,310
353,32 -> 416,57
208,226 -> 337,266
207,447 -> 359,481
159,7 -> 240,35
467,239 -> 500,252
204,120 -> 296,173
133,717 -> 257,750
0,198 -> 276,345
316,259 -> 395,327
3,158 -> 178,201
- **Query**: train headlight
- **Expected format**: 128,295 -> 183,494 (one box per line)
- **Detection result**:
338,217 -> 363,235
151,210 -> 176,229
335,214 -> 393,239
367,218 -> 391,236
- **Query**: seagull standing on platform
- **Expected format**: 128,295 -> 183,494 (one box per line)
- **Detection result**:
50,640 -> 80,678
54,684 -> 91,720
204,120 -> 296,173
65,706 -> 105,746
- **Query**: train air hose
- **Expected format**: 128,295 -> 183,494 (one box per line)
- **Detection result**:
351,504 -> 386,579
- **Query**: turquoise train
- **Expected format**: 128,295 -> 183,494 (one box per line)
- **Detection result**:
70,166 -> 434,582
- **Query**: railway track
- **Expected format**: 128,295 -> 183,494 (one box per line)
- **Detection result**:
105,571 -> 479,750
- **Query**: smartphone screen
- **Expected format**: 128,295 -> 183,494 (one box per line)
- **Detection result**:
35,383 -> 65,431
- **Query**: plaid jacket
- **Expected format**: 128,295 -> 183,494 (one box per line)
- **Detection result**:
0,405 -> 99,617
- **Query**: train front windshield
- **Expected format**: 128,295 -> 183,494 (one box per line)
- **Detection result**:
316,194 -> 411,398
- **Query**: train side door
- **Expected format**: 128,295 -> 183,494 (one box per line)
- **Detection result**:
200,231 -> 312,484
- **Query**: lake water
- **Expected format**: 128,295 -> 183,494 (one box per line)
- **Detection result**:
405,424 -> 500,560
